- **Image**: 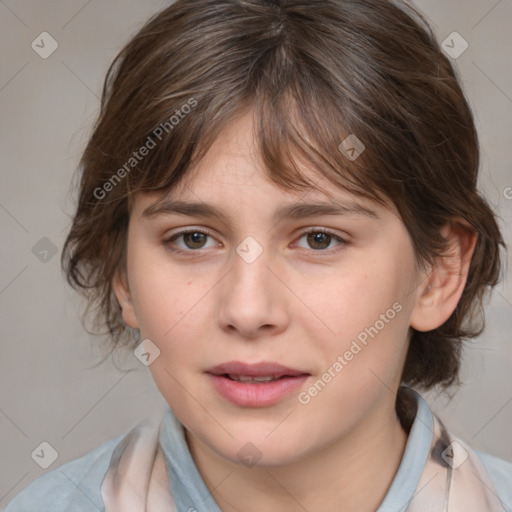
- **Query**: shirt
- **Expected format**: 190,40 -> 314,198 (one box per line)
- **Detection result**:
4,392 -> 512,511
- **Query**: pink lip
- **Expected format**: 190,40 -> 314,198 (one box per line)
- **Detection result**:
206,361 -> 310,407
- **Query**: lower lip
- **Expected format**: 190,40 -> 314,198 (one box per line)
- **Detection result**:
207,374 -> 309,407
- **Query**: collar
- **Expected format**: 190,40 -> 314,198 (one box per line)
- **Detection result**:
102,388 -> 505,511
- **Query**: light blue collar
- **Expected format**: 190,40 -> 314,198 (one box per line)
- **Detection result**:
377,389 -> 434,511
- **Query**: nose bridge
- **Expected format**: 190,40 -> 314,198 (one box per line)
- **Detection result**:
229,235 -> 274,302
216,235 -> 288,336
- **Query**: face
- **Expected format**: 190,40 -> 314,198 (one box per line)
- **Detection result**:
114,111 -> 428,468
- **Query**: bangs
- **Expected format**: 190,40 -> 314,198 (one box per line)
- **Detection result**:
121,69 -> 389,214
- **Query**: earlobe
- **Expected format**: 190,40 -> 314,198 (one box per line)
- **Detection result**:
112,268 -> 140,329
410,219 -> 477,332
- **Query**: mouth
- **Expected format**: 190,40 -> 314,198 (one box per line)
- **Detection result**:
207,361 -> 308,380
222,374 -> 293,382
206,361 -> 310,407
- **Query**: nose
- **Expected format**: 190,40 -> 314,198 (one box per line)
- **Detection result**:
216,242 -> 290,339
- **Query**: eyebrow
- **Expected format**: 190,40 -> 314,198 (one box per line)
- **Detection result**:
141,199 -> 379,224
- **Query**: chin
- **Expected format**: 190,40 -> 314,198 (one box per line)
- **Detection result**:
202,426 -> 313,468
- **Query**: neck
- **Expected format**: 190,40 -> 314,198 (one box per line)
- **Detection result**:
185,395 -> 409,512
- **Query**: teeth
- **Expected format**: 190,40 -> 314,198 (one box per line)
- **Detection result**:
227,374 -> 280,382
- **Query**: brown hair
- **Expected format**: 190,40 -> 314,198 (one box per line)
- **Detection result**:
61,0 -> 505,390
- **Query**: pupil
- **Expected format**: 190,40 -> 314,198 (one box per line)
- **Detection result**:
186,232 -> 206,248
308,232 -> 330,250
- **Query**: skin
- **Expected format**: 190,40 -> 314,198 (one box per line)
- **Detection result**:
113,110 -> 476,511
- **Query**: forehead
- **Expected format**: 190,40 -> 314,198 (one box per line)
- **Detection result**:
134,164 -> 391,226
132,109 -> 395,220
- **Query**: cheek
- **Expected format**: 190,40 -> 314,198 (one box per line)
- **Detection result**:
299,258 -> 408,341
128,255 -> 216,397
127,247 -> 205,340
296,253 -> 414,385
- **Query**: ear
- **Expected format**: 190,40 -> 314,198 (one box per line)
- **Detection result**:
410,218 -> 477,332
112,267 -> 139,329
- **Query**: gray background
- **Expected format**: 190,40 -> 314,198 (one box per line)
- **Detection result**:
1,0 -> 511,507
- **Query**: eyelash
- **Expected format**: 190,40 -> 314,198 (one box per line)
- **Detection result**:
163,228 -> 348,256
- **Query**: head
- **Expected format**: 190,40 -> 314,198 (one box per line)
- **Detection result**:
62,0 -> 504,466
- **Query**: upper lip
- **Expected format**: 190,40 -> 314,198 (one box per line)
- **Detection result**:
207,361 -> 309,378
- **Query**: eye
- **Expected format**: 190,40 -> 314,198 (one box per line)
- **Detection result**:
164,229 -> 219,252
294,229 -> 347,252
